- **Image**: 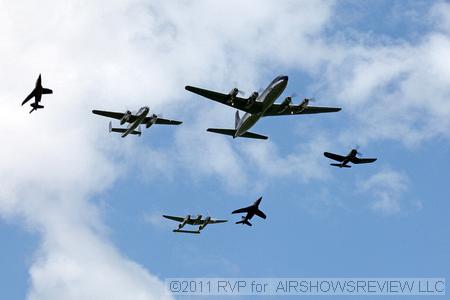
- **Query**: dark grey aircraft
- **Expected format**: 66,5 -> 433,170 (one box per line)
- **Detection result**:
21,74 -> 53,113
324,148 -> 377,168
92,106 -> 182,137
232,196 -> 266,226
185,75 -> 341,140
163,214 -> 228,234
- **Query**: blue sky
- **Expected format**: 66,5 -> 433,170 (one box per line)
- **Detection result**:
0,1 -> 449,299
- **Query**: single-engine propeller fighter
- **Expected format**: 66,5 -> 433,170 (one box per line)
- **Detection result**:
163,214 -> 228,234
185,75 -> 341,140
232,196 -> 266,226
92,106 -> 182,138
324,148 -> 377,168
21,74 -> 53,113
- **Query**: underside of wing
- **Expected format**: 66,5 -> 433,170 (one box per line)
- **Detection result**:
351,157 -> 377,164
209,219 -> 228,224
254,209 -> 267,219
22,89 -> 35,105
162,215 -> 185,223
92,110 -> 125,120
185,85 -> 260,113
232,207 -> 251,214
263,105 -> 341,116
299,106 -> 342,114
153,118 -> 183,125
324,152 -> 346,162
42,88 -> 53,94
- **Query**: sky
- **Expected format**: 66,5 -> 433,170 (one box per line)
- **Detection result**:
0,0 -> 449,299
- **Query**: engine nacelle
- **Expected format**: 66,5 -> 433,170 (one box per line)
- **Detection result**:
279,96 -> 292,113
179,215 -> 191,229
227,88 -> 239,104
199,216 -> 211,231
146,114 -> 158,128
300,98 -> 310,107
120,110 -> 132,125
297,98 -> 310,112
246,92 -> 259,107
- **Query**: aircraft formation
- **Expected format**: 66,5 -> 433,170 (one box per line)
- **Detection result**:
21,73 -> 377,234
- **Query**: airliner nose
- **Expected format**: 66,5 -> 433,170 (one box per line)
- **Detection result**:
280,75 -> 288,81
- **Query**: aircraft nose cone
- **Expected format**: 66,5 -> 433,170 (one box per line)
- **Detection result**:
280,75 -> 288,81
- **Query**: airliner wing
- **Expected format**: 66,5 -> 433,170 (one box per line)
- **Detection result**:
232,206 -> 251,214
185,85 -> 261,113
263,105 -> 341,116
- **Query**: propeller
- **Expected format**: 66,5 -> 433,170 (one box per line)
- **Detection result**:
232,81 -> 246,96
355,145 -> 363,157
301,97 -> 317,104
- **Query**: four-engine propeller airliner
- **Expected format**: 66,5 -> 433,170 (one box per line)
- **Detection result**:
324,148 -> 377,168
21,74 -> 53,113
185,75 -> 341,140
232,196 -> 266,226
92,106 -> 182,137
163,214 -> 228,234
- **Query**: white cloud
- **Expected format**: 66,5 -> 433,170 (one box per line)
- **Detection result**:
359,167 -> 420,215
1,0 -> 449,297
0,0 -> 338,298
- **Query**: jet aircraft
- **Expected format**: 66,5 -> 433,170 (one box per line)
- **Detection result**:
232,196 -> 266,226
92,106 -> 182,138
163,214 -> 228,234
185,75 -> 341,140
21,74 -> 53,113
324,148 -> 377,168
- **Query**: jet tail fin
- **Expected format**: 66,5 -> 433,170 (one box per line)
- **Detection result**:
330,163 -> 351,168
207,128 -> 268,140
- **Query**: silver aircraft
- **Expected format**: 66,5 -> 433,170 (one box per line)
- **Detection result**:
185,75 -> 341,140
163,214 -> 228,234
21,74 -> 53,113
92,106 -> 182,138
